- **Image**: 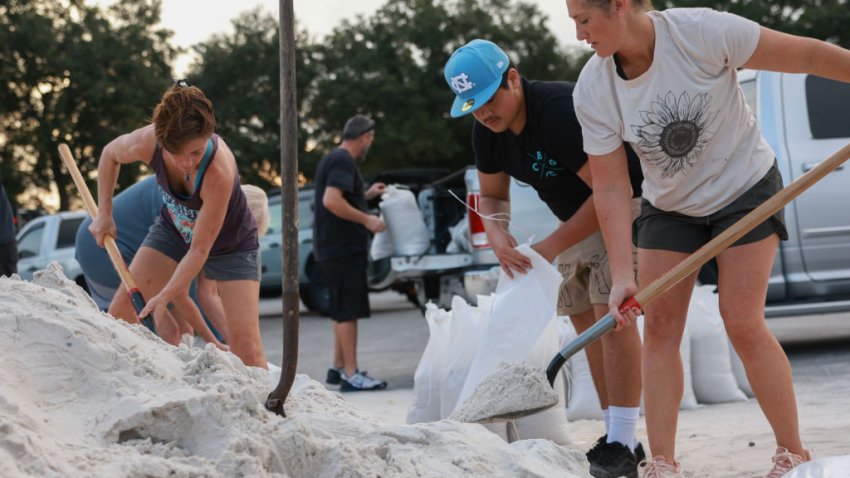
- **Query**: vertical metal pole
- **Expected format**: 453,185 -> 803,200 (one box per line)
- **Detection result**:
265,0 -> 299,416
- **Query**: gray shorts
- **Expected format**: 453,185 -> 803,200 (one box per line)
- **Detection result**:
634,163 -> 788,253
141,218 -> 260,281
556,198 -> 641,315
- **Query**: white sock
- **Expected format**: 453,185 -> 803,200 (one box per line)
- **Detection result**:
603,408 -> 610,434
607,406 -> 639,451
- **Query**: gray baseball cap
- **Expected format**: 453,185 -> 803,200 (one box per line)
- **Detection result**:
342,115 -> 376,140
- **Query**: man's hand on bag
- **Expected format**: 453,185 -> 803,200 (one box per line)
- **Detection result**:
364,215 -> 386,233
488,228 -> 531,278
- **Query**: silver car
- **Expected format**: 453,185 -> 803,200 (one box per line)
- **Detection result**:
16,211 -> 88,289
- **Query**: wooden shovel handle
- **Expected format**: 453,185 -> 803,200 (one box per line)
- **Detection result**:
634,142 -> 850,307
57,144 -> 156,333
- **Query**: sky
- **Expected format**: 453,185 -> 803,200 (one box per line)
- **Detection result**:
92,0 -> 584,76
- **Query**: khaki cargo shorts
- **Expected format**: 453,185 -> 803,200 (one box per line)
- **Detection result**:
556,198 -> 640,316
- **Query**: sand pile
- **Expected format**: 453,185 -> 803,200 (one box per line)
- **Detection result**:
0,265 -> 590,478
450,362 -> 558,423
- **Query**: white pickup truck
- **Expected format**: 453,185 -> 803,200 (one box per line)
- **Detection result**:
15,211 -> 88,288
382,71 -> 850,315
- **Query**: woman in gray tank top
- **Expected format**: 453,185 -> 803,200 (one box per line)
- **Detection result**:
88,82 -> 267,369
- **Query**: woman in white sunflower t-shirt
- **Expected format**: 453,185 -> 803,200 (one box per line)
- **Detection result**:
566,0 -> 850,476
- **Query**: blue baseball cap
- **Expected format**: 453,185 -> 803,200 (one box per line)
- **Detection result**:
444,39 -> 510,118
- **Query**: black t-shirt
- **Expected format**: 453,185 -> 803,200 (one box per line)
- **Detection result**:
473,78 -> 643,222
313,148 -> 369,261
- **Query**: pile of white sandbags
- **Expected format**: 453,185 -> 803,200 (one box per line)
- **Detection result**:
407,245 -> 571,445
370,185 -> 430,260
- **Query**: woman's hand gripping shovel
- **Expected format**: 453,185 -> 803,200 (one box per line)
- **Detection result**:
58,144 -> 157,334
466,142 -> 850,430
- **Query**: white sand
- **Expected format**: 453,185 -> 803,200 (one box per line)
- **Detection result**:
0,266 -> 592,478
449,362 -> 558,423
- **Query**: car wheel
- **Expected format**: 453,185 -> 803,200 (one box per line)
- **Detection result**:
308,266 -> 331,317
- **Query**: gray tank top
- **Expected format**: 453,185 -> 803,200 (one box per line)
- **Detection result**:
150,135 -> 258,255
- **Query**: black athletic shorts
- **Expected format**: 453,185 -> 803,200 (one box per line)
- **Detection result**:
634,163 -> 788,253
320,253 -> 370,322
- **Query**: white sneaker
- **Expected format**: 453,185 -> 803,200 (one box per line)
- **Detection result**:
340,370 -> 387,392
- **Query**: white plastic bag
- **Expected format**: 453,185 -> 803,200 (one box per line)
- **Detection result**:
438,295 -> 488,418
379,185 -> 430,256
454,244 -> 570,444
687,285 -> 747,404
406,303 -> 452,424
783,455 -> 850,478
560,320 -> 604,421
369,213 -> 394,260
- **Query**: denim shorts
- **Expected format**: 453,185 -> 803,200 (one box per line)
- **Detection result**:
141,218 -> 260,281
634,163 -> 788,253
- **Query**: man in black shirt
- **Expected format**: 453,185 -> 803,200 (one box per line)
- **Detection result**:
444,39 -> 644,478
313,114 -> 388,392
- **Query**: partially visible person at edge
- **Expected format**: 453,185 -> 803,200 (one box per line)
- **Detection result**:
0,172 -> 18,277
444,39 -> 645,478
76,177 -> 270,345
313,114 -> 388,392
88,81 -> 267,369
566,0 -> 850,476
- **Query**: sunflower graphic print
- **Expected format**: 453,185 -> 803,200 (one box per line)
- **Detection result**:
631,91 -> 717,179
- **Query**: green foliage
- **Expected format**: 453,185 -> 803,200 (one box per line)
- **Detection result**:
660,1 -> 850,48
186,9 -> 319,191
0,0 -> 176,210
188,0 -> 590,185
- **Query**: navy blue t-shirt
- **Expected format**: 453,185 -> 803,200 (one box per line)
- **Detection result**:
75,175 -> 162,287
473,78 -> 643,221
313,148 -> 369,261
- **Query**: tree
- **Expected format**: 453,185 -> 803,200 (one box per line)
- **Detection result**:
186,9 -> 319,191
0,0 -> 176,210
186,0 -> 590,185
660,0 -> 850,48
303,0 -> 590,178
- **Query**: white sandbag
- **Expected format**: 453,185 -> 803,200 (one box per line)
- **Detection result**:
439,295 -> 488,418
455,244 -> 569,444
407,303 -> 452,424
687,285 -> 747,404
369,214 -> 394,260
514,319 -> 571,445
728,340 -> 754,398
783,455 -> 850,478
560,320 -> 604,421
456,244 -> 562,407
445,216 -> 471,254
379,185 -> 430,256
638,315 -> 699,410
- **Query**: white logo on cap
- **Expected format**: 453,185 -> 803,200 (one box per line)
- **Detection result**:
451,73 -> 475,94
496,61 -> 505,68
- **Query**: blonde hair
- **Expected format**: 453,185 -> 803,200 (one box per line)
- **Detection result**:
241,185 -> 270,237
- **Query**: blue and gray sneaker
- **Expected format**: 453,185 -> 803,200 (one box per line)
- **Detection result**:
340,370 -> 387,392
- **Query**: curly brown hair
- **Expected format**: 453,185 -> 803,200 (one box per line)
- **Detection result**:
152,84 -> 215,153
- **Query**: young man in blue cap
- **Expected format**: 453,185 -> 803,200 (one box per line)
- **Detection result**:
444,39 -> 645,478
